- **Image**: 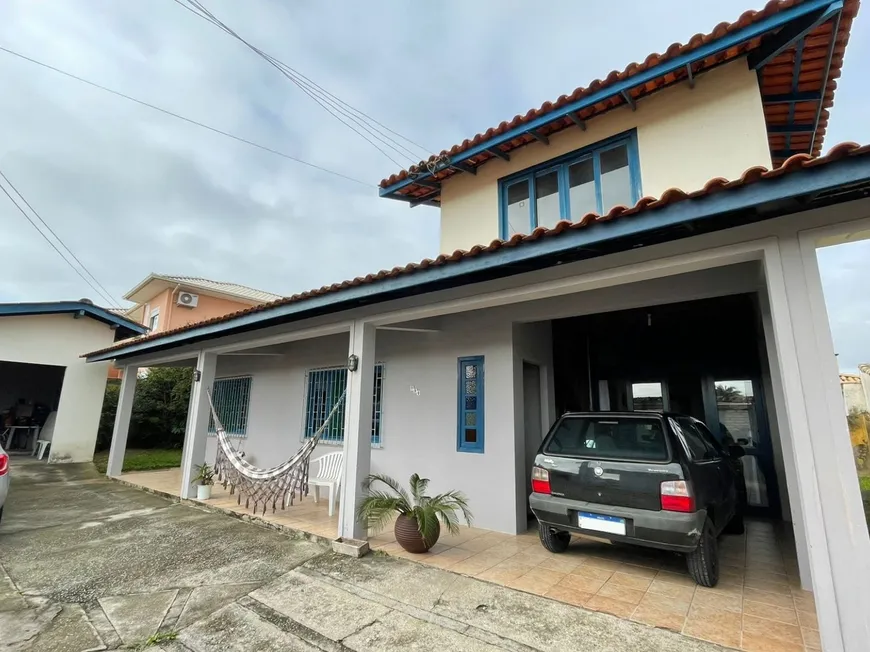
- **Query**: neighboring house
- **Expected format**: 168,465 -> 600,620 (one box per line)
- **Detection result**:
123,273 -> 283,334
87,1 -> 870,647
0,302 -> 145,462
106,274 -> 283,378
841,368 -> 870,414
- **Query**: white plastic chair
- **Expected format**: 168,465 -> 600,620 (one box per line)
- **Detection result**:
309,451 -> 343,517
33,412 -> 56,461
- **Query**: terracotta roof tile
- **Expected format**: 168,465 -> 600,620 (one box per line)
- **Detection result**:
841,373 -> 862,383
380,0 -> 860,202
86,142 -> 870,359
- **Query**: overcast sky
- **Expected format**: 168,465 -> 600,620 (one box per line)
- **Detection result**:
0,1 -> 867,368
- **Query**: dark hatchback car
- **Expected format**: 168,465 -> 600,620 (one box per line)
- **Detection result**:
529,412 -> 746,586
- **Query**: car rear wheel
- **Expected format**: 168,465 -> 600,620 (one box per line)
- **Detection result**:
538,522 -> 570,553
686,518 -> 719,587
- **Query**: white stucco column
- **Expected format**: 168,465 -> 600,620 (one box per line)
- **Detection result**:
338,320 -> 375,540
763,236 -> 870,652
106,365 -> 138,477
758,291 -> 810,586
180,351 -> 217,499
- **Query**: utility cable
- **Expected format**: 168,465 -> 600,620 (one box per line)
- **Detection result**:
0,170 -> 120,307
0,46 -> 373,188
175,0 -> 429,166
177,0 -> 412,166
181,0 -> 430,160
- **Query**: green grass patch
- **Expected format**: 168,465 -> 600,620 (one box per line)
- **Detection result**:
859,476 -> 870,492
93,449 -> 182,474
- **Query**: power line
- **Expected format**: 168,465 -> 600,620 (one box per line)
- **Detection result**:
180,0 -> 430,160
175,0 -> 413,167
0,46 -> 373,188
175,0 -> 430,166
0,170 -> 120,307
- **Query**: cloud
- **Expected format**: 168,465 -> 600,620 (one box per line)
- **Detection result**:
0,0 -> 868,372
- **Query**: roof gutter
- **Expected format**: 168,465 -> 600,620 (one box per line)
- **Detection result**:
87,152 -> 870,363
379,0 -> 838,200
1,302 -> 148,334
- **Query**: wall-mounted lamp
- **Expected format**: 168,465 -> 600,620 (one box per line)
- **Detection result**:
347,355 -> 359,372
193,369 -> 202,382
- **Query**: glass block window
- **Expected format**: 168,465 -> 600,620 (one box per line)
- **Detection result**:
303,364 -> 384,446
209,376 -> 252,436
457,356 -> 484,453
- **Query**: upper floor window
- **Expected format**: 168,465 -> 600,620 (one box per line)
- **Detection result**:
499,131 -> 641,239
148,308 -> 160,331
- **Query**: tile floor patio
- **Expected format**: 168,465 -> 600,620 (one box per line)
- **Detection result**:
122,467 -> 819,651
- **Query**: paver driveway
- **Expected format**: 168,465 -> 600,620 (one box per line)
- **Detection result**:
0,458 -> 729,652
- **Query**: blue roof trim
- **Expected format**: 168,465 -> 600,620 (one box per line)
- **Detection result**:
87,154 -> 870,363
0,302 -> 147,334
379,0 -> 836,200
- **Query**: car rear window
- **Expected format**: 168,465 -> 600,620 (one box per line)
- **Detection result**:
543,416 -> 670,462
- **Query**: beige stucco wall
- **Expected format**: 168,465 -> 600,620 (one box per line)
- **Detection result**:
0,314 -> 116,462
439,58 -> 773,254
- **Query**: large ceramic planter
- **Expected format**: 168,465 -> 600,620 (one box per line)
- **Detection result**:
196,484 -> 212,500
394,514 -> 440,553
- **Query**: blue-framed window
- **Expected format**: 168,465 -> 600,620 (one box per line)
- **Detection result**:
499,130 -> 642,239
457,356 -> 484,453
303,364 -> 385,446
209,376 -> 252,436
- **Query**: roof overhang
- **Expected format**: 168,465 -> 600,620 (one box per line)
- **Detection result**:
124,274 -> 268,306
87,146 -> 870,363
0,301 -> 148,337
379,0 -> 855,207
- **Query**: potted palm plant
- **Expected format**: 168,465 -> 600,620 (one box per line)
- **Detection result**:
357,473 -> 473,553
192,463 -> 215,500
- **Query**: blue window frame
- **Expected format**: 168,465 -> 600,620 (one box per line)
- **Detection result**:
303,364 -> 385,446
498,130 -> 641,239
457,356 -> 484,453
209,376 -> 252,436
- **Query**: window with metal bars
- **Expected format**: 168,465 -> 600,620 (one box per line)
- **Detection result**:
303,364 -> 385,446
208,376 -> 252,436
457,356 -> 484,453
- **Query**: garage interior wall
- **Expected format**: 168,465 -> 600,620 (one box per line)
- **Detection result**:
0,314 -> 116,462
0,361 -> 65,411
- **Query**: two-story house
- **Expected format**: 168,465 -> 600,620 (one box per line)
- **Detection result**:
89,1 -> 869,648
123,273 -> 283,334
106,274 -> 283,378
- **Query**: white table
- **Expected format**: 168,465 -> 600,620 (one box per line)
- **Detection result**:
0,425 -> 41,451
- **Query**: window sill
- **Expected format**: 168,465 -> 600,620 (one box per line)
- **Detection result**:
304,438 -> 383,449
208,432 -> 247,439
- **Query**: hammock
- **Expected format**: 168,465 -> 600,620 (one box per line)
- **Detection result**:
207,388 -> 346,515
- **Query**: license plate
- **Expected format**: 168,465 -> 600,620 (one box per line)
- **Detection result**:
578,512 -> 626,536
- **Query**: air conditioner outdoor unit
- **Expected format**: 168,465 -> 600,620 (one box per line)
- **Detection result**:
177,292 -> 199,308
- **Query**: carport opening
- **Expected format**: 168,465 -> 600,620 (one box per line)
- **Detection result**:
548,293 -> 785,521
0,360 -> 64,453
518,289 -> 807,589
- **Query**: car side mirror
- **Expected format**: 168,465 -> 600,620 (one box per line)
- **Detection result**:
729,445 -> 745,459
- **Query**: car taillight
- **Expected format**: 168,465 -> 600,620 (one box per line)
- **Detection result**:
531,466 -> 551,494
661,480 -> 694,512
0,453 -> 8,476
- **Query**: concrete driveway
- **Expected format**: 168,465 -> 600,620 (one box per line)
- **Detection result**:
0,459 -> 729,652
